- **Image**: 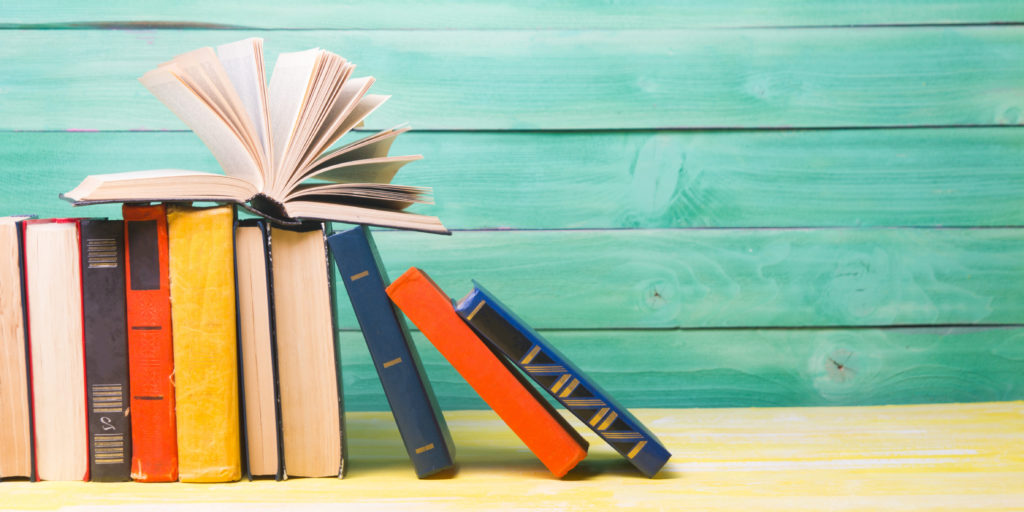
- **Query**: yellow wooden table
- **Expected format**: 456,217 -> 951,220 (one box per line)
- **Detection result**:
3,402 -> 1022,511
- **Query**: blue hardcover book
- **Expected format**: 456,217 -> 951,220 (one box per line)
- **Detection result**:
326,225 -> 455,478
455,282 -> 671,477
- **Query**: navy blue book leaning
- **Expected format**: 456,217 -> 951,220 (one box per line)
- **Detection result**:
455,282 -> 671,477
326,225 -> 455,478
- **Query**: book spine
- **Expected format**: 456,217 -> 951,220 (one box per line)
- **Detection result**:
322,223 -> 347,479
457,286 -> 672,478
0,219 -> 34,480
327,226 -> 454,478
166,205 -> 241,483
122,205 -> 178,482
385,268 -> 588,478
80,220 -> 132,481
22,218 -> 89,481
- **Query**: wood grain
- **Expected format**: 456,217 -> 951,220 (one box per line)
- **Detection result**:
327,228 -> 1024,330
1,27 -> 1022,130
5,0 -> 1024,29
3,129 -> 1023,229
337,326 -> 1024,410
1,403 -> 1023,511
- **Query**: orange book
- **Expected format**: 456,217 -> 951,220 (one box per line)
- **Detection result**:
386,268 -> 588,477
123,205 -> 177,482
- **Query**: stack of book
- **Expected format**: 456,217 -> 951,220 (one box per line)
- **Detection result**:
0,39 -> 670,483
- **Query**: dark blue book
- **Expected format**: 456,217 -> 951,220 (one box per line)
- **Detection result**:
326,225 -> 454,478
455,282 -> 671,477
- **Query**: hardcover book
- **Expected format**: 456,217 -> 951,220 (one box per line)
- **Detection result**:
386,268 -> 588,478
21,218 -> 89,481
62,38 -> 447,235
456,282 -> 672,478
122,204 -> 178,482
327,226 -> 454,478
0,216 -> 35,480
80,219 -> 132,481
166,204 -> 242,482
270,223 -> 345,478
234,219 -> 285,480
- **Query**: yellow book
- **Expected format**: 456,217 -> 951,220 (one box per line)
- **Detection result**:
167,204 -> 241,482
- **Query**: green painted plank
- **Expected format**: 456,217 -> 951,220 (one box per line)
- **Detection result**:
5,1 -> 1024,29
1,27 -> 1022,130
339,326 -> 1024,410
328,228 -> 1024,329
3,128 -> 1023,229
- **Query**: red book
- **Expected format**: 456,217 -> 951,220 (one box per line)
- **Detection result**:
386,268 -> 588,477
122,205 -> 177,482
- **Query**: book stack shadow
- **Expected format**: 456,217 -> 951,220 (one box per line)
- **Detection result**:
0,212 -> 670,482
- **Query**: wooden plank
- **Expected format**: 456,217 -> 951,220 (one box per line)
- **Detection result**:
5,1 -> 1024,29
338,326 -> 1024,411
3,128 -> 1023,229
2,403 -> 1023,510
1,27 -> 1022,130
330,228 -> 1024,329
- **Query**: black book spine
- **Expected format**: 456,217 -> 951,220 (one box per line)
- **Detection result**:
80,220 -> 132,481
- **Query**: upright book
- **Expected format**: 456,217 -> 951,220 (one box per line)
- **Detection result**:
62,38 -> 447,234
80,219 -> 132,481
0,216 -> 34,480
327,226 -> 454,478
456,282 -> 672,478
166,204 -> 242,482
270,223 -> 345,478
386,268 -> 588,478
234,219 -> 284,480
21,218 -> 89,481
122,204 -> 177,482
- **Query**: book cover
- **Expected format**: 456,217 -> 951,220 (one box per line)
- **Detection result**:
122,204 -> 178,482
234,219 -> 285,480
166,204 -> 242,482
270,223 -> 345,478
456,282 -> 672,478
327,226 -> 454,478
80,219 -> 132,482
0,216 -> 35,480
21,218 -> 89,481
386,268 -> 588,478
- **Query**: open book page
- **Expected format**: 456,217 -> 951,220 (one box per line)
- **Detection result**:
294,155 -> 422,191
282,201 -> 448,234
308,126 -> 409,171
289,76 -> 373,181
140,67 -> 263,189
268,48 -> 322,186
278,55 -> 352,189
63,169 -> 257,203
217,38 -> 273,174
284,182 -> 431,210
169,48 -> 264,185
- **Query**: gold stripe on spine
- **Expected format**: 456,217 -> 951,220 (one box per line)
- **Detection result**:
520,345 -> 542,365
415,443 -> 435,454
550,374 -> 571,393
382,357 -> 403,368
589,407 -> 610,427
350,270 -> 370,281
598,411 -> 619,431
627,440 -> 648,459
558,378 -> 580,398
466,300 -> 486,321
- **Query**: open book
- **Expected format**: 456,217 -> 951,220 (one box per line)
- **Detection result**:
63,38 -> 448,235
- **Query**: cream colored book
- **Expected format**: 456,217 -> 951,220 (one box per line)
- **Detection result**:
63,38 -> 447,235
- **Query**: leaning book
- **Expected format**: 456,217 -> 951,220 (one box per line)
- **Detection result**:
62,38 -> 447,235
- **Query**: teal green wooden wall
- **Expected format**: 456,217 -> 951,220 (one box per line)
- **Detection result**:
2,2 -> 1022,410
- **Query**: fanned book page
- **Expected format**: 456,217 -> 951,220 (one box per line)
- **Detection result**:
63,38 -> 447,235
